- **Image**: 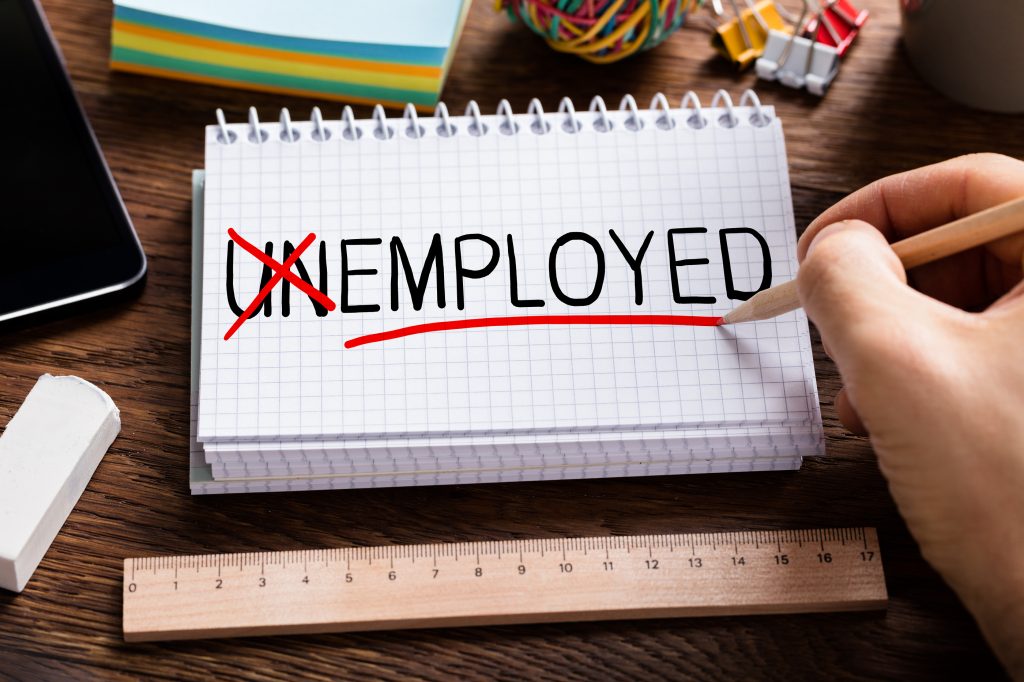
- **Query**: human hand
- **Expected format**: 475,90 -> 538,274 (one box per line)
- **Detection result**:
795,154 -> 1024,676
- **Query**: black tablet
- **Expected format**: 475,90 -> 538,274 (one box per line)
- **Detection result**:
0,0 -> 146,324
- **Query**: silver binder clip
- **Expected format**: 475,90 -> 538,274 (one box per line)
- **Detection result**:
756,1 -> 841,96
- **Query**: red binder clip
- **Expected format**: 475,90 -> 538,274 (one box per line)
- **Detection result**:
807,0 -> 868,56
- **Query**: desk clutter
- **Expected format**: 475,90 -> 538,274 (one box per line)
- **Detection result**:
107,1 -> 868,108
704,0 -> 869,95
496,0 -> 698,63
753,0 -> 868,95
496,1 -> 868,96
188,90 -> 823,494
110,0 -> 473,108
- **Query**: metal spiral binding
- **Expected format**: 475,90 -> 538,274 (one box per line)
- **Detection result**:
213,90 -> 771,145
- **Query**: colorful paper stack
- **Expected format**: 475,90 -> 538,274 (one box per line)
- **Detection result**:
110,0 -> 472,108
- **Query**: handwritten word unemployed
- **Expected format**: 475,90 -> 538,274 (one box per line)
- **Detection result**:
224,228 -> 773,346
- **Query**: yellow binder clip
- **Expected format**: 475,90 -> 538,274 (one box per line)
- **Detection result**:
712,0 -> 791,69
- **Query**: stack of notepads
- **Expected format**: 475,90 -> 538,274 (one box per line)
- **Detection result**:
189,90 -> 824,494
110,0 -> 472,108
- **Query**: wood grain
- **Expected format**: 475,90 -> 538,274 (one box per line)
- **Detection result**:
1,0 -> 1020,678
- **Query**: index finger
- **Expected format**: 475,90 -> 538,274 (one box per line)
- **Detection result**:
798,153 -> 1024,263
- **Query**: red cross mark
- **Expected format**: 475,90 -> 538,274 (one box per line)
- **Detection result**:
223,228 -> 337,341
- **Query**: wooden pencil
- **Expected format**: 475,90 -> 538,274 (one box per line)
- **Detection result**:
721,194 -> 1024,325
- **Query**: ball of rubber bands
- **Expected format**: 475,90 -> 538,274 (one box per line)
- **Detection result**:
496,0 -> 697,64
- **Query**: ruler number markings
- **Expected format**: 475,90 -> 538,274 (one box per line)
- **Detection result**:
123,529 -> 886,642
125,529 -> 878,593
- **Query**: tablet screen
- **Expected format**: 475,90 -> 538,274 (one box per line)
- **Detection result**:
0,0 -> 145,319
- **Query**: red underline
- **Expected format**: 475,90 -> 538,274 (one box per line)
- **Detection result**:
344,314 -> 724,349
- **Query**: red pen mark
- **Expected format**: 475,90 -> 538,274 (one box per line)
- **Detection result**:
344,314 -> 724,349
224,229 -> 337,341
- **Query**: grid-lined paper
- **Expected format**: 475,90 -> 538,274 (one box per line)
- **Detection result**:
187,162 -> 816,495
198,102 -> 819,449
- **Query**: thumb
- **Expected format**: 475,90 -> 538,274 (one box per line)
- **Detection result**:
797,220 -> 915,362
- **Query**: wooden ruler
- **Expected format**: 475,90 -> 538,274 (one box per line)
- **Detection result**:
123,527 -> 886,642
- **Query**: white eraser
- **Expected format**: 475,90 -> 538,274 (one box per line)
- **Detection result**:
0,375 -> 120,592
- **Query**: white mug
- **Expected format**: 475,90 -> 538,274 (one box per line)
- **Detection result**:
900,0 -> 1024,113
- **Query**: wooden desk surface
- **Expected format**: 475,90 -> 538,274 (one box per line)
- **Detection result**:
2,1 -> 1020,678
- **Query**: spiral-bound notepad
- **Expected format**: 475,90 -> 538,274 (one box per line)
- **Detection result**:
190,90 -> 823,494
